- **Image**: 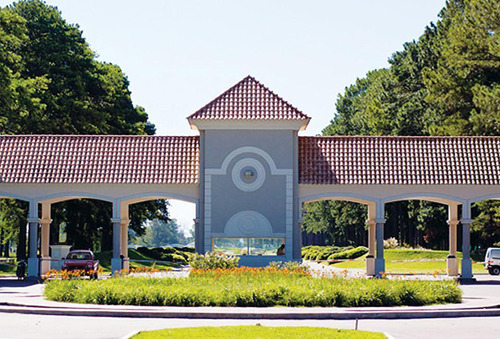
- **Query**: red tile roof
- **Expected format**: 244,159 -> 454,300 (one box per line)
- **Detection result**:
2,134 -> 499,186
0,135 -> 199,184
299,136 -> 500,185
187,76 -> 310,121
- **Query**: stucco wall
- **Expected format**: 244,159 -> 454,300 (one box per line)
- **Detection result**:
204,130 -> 294,169
203,130 -> 296,253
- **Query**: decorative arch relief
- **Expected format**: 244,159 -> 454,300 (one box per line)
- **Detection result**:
224,210 -> 273,237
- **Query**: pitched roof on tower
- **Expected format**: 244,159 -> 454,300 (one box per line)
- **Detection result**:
187,76 -> 310,130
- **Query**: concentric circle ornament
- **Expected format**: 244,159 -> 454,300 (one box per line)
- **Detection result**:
224,210 -> 273,237
231,158 -> 266,192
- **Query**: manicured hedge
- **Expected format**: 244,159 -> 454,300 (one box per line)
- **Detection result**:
44,268 -> 462,307
328,246 -> 368,260
136,246 -> 193,265
302,245 -> 366,261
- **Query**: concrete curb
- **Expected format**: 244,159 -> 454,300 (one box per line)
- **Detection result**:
1,302 -> 499,320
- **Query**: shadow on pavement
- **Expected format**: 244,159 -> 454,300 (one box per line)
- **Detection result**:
468,279 -> 500,286
0,277 -> 41,288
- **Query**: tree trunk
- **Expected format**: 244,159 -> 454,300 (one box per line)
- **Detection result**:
4,240 -> 9,257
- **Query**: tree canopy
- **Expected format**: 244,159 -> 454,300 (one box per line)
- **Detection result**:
306,0 -> 500,249
0,0 -> 164,257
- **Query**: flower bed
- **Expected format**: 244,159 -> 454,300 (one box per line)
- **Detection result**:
44,267 -> 462,307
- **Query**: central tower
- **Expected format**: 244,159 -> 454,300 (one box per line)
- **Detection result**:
188,76 -> 310,265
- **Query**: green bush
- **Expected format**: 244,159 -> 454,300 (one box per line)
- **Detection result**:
176,247 -> 195,253
189,252 -> 240,269
301,246 -> 323,260
136,246 -> 193,265
315,246 -> 341,260
44,270 -> 462,307
302,245 -> 356,261
328,246 -> 368,260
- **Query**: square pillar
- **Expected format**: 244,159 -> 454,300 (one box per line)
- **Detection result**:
375,219 -> 386,277
27,217 -> 40,277
120,219 -> 130,270
366,220 -> 376,276
447,219 -> 459,276
461,218 -> 474,280
111,218 -> 123,274
40,218 -> 52,275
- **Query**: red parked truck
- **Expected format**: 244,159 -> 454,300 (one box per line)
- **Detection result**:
62,250 -> 99,279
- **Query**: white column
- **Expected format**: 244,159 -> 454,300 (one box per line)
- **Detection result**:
447,204 -> 459,276
111,218 -> 122,274
40,203 -> 52,275
366,220 -> 376,276
27,201 -> 39,277
120,219 -> 130,270
461,218 -> 474,280
375,219 -> 386,277
460,201 -> 474,280
447,220 -> 459,276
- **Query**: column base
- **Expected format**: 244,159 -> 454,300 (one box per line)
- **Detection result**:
122,257 -> 130,270
111,258 -> 123,275
27,257 -> 39,277
461,258 -> 474,279
40,257 -> 51,275
366,256 -> 375,276
375,258 -> 385,278
447,256 -> 459,276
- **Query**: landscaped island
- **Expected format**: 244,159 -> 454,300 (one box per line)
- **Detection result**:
44,266 -> 462,307
132,326 -> 384,338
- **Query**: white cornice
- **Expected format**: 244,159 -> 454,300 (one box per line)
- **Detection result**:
188,118 -> 310,131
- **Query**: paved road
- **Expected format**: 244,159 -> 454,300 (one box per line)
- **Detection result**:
1,273 -> 499,339
0,313 -> 498,339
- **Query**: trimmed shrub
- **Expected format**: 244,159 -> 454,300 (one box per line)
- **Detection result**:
314,246 -> 341,260
302,245 -> 355,261
189,252 -> 239,269
136,246 -> 191,265
328,246 -> 368,260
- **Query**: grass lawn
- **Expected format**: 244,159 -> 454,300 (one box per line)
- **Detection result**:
0,263 -> 16,276
329,249 -> 485,274
44,267 -> 462,307
132,326 -> 384,339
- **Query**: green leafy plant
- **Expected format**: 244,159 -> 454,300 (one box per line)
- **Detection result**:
189,252 -> 239,269
44,268 -> 462,307
328,246 -> 368,260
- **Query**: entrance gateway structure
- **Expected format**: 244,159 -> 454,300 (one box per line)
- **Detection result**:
1,76 -> 499,278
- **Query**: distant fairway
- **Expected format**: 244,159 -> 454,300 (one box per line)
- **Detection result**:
329,249 -> 485,274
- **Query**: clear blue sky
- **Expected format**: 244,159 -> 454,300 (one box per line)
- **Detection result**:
1,0 -> 447,232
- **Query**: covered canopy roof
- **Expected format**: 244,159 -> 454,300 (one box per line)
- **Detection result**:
1,135 -> 499,185
0,135 -> 199,184
299,136 -> 500,185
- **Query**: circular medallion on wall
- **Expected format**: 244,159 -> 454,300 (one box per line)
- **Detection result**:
231,158 -> 266,192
